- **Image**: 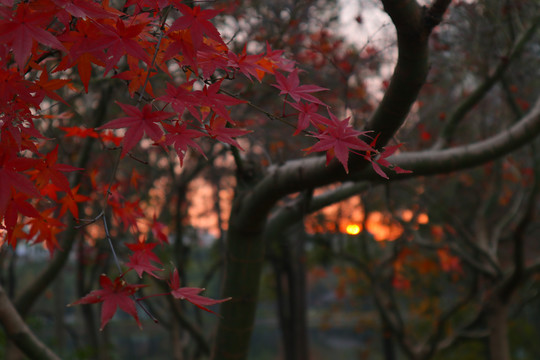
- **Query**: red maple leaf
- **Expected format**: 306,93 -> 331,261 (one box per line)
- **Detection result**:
0,67 -> 38,106
198,81 -> 247,124
149,214 -> 169,244
2,191 -> 40,247
96,103 -> 173,157
162,29 -> 198,70
367,139 -> 412,179
306,111 -> 372,173
168,3 -> 223,49
0,3 -> 65,70
113,57 -> 156,97
272,69 -> 328,106
157,81 -> 200,119
163,121 -> 206,165
168,268 -> 231,315
124,0 -> 170,14
31,70 -> 71,105
125,241 -> 163,279
96,17 -> 151,73
227,46 -> 264,81
51,0 -> 111,25
25,208 -> 66,256
70,274 -> 147,330
0,144 -> 40,218
108,194 -> 144,231
59,126 -> 99,139
205,115 -> 251,150
28,146 -> 82,193
437,247 -> 462,273
287,101 -> 329,135
58,184 -> 90,218
261,42 -> 296,74
55,19 -> 107,92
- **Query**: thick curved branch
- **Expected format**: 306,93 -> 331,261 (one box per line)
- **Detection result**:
362,96 -> 540,179
0,284 -> 61,360
266,182 -> 369,241
366,0 -> 432,146
425,0 -> 453,30
245,94 -> 540,218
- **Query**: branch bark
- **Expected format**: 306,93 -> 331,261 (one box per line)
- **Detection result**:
0,284 -> 61,360
363,96 -> 540,180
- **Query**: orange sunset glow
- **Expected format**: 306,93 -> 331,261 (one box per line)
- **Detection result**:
139,175 -> 430,243
345,224 -> 361,235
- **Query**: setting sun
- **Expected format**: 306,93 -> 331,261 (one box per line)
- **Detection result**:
345,224 -> 361,235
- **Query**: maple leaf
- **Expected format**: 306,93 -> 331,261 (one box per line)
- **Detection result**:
162,29 -> 198,71
158,81 -> 200,119
149,214 -> 169,244
51,0 -> 111,25
55,19 -> 107,92
59,126 -> 99,139
0,144 -> 41,218
197,39 -> 229,79
368,140 -> 412,179
272,69 -> 328,106
96,17 -> 151,73
113,57 -> 156,97
287,101 -> 329,135
70,274 -> 147,330
198,81 -> 247,124
0,3 -> 65,70
58,184 -> 90,218
108,194 -> 144,231
306,111 -> 373,173
0,109 -> 44,152
125,241 -> 163,279
125,0 -> 170,14
2,191 -> 40,247
28,146 -> 82,193
96,103 -> 173,157
262,42 -> 296,73
254,42 -> 296,80
163,122 -> 206,165
0,67 -> 39,106
205,115 -> 251,150
168,3 -> 224,49
227,46 -> 264,81
168,268 -> 231,315
437,247 -> 462,273
25,208 -> 66,256
31,70 -> 71,105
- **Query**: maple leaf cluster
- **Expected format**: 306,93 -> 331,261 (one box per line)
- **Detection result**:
71,261 -> 230,330
0,0 -> 407,328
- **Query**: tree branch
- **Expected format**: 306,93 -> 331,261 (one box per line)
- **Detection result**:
366,96 -> 540,179
0,284 -> 61,360
433,13 -> 540,149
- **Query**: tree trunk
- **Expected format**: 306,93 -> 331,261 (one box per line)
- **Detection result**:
275,226 -> 309,360
486,298 -> 510,360
212,191 -> 268,360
